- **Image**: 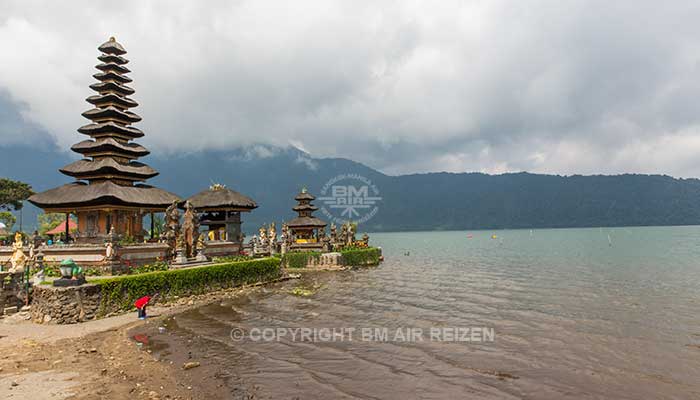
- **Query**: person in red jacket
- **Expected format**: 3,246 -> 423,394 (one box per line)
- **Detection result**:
134,295 -> 152,319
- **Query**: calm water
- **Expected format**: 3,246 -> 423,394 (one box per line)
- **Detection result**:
146,226 -> 700,399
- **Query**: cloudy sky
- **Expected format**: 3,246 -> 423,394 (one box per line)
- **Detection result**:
1,1 -> 700,176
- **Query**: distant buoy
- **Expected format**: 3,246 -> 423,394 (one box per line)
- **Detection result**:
491,234 -> 498,239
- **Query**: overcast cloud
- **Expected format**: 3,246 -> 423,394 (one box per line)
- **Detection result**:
1,1 -> 700,176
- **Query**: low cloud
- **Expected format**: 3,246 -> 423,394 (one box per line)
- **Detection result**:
1,1 -> 700,177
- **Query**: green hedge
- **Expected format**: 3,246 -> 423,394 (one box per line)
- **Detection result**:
281,251 -> 321,268
93,257 -> 281,316
340,247 -> 382,266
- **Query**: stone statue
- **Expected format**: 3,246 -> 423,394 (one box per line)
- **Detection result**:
259,225 -> 269,254
251,235 -> 261,255
107,226 -> 117,243
281,224 -> 290,244
280,224 -> 288,254
340,224 -> 348,248
268,222 -> 277,254
330,223 -> 337,243
347,223 -> 356,246
173,232 -> 188,264
259,225 -> 267,243
9,232 -> 27,273
164,200 -> 181,259
165,200 -> 180,230
195,233 -> 208,262
268,222 -> 276,244
321,230 -> 332,252
29,230 -> 41,259
32,250 -> 45,285
105,241 -> 116,261
181,201 -> 200,258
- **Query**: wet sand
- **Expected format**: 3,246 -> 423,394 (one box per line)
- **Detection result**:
0,285 -> 271,400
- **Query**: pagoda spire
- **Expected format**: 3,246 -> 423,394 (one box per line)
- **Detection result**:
63,37 -> 156,184
293,187 -> 319,218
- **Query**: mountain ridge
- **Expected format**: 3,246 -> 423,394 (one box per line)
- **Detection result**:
3,142 -> 700,233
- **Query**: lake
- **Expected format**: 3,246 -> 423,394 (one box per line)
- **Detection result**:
146,226 -> 700,399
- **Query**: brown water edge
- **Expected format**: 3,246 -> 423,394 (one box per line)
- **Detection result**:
135,272 -> 531,399
133,255 -> 700,400
131,273 -> 338,399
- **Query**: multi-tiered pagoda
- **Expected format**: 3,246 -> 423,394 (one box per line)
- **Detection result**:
286,187 -> 327,249
29,37 -> 180,243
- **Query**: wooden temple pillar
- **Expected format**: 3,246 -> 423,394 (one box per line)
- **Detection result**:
65,213 -> 70,242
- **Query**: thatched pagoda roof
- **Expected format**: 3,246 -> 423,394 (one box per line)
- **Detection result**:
81,106 -> 141,123
60,158 -> 158,180
98,37 -> 126,55
87,93 -> 138,109
286,216 -> 327,228
78,122 -> 144,139
71,138 -> 150,158
93,71 -> 133,84
88,81 -> 135,96
97,53 -> 128,64
295,191 -> 315,201
28,181 -> 180,210
292,203 -> 318,212
95,62 -> 130,74
186,186 -> 257,211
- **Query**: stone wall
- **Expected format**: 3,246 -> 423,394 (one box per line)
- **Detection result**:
203,240 -> 242,257
0,243 -> 170,272
31,284 -> 102,324
307,252 -> 343,268
0,271 -> 23,315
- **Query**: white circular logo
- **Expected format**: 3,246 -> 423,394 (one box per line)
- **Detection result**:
318,174 -> 381,225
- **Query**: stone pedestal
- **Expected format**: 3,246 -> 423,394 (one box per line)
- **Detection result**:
53,277 -> 87,287
173,249 -> 188,265
104,260 -> 125,275
195,250 -> 208,263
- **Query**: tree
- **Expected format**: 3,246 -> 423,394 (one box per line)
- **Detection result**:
151,214 -> 165,239
0,178 -> 34,211
38,213 -> 68,235
0,211 -> 16,231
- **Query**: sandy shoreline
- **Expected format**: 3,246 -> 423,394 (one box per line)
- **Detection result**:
0,284 -> 273,400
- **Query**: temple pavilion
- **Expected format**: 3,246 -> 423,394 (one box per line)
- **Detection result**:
286,187 -> 327,250
185,184 -> 257,243
28,37 -> 180,243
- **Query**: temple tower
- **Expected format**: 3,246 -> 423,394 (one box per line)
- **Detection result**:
29,37 -> 180,242
286,187 -> 327,250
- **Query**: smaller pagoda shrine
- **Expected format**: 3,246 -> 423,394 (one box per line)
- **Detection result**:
285,187 -> 327,251
185,184 -> 257,256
